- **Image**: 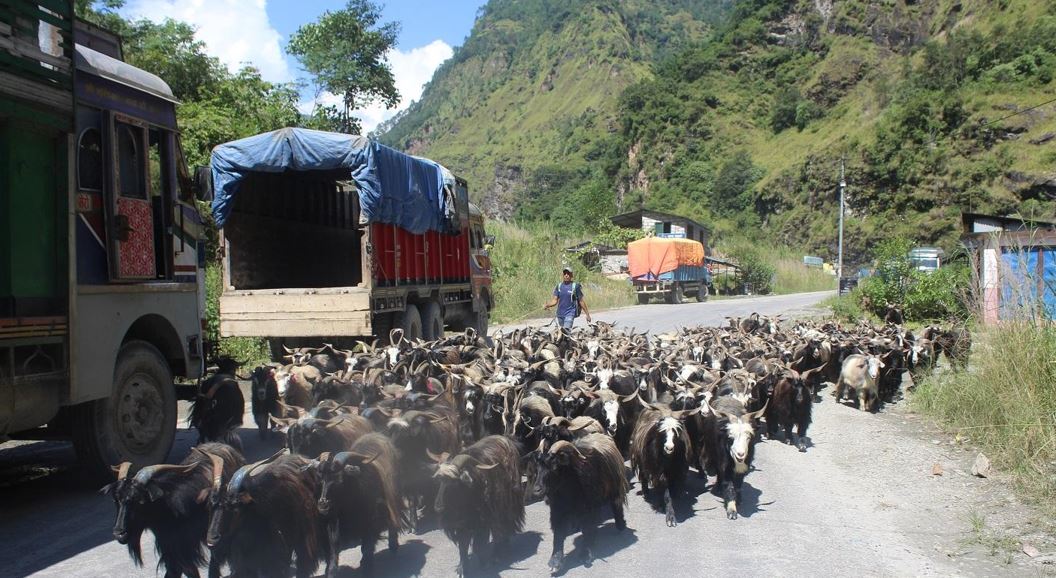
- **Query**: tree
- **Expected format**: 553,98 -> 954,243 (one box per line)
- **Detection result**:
287,0 -> 400,134
712,151 -> 760,216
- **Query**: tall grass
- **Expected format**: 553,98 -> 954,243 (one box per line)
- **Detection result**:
772,256 -> 838,294
205,264 -> 272,367
488,221 -> 635,324
913,323 -> 1056,506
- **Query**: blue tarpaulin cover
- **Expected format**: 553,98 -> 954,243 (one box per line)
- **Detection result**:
210,127 -> 453,234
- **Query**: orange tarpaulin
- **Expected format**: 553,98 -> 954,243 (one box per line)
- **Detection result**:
627,237 -> 705,278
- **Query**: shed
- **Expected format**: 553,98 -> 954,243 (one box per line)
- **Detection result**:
609,209 -> 710,252
961,212 -> 1056,323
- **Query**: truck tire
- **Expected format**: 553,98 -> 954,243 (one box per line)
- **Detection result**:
474,306 -> 490,338
421,301 -> 444,341
637,293 -> 650,305
666,284 -> 684,304
696,282 -> 709,302
72,340 -> 177,481
401,304 -> 423,341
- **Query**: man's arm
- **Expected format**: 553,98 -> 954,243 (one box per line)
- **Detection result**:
544,286 -> 559,310
579,297 -> 591,322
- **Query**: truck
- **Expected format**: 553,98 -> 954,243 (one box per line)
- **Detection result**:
627,236 -> 711,304
1,6 -> 206,476
207,128 -> 492,350
908,246 -> 944,273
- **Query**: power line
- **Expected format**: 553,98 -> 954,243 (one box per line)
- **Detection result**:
977,95 -> 1056,128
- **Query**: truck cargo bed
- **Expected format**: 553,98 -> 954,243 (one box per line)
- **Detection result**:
219,286 -> 371,337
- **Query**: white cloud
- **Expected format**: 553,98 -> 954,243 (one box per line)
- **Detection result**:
125,0 -> 291,83
301,39 -> 454,134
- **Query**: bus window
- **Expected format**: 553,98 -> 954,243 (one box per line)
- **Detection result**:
117,124 -> 146,199
77,128 -> 103,191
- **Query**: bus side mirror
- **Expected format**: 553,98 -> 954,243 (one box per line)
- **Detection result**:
193,166 -> 213,202
484,234 -> 495,247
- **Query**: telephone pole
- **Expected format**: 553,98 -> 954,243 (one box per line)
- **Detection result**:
837,157 -> 845,280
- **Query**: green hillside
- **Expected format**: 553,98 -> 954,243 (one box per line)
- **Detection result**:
383,0 -> 1056,266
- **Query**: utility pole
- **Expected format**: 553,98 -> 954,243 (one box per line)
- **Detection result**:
837,157 -> 845,280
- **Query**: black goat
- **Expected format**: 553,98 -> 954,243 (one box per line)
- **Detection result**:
103,443 -> 244,578
706,396 -> 767,520
387,409 -> 460,533
537,433 -> 629,574
286,414 -> 373,459
311,375 -> 364,407
765,371 -> 812,452
316,433 -> 405,577
188,370 -> 244,451
207,452 -> 329,578
630,407 -> 693,527
249,365 -> 282,439
433,435 -> 525,577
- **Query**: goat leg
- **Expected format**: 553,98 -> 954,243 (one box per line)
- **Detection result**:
456,535 -> 470,578
388,527 -> 399,553
613,499 -> 627,532
360,534 -> 377,576
581,510 -> 599,567
723,479 -> 738,520
548,519 -> 568,574
664,484 -> 677,527
473,527 -> 491,568
325,521 -> 340,578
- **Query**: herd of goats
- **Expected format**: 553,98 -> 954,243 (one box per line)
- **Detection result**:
103,313 -> 972,578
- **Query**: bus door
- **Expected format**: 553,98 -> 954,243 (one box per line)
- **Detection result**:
108,115 -> 156,280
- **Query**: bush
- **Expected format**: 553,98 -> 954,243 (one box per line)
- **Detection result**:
823,290 -> 868,322
730,247 -> 775,295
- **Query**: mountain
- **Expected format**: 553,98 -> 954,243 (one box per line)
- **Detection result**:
380,0 -> 732,219
382,0 -> 1056,265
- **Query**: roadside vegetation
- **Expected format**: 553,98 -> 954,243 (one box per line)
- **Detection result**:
914,322 -> 1056,507
488,221 -> 635,324
821,238 -> 1056,507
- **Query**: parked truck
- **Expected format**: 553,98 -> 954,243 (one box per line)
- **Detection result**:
628,236 -> 711,304
1,7 -> 206,476
207,128 -> 492,351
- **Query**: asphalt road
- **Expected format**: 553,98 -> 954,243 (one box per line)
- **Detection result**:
1,290 -> 1050,577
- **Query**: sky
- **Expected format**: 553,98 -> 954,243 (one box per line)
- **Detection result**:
121,0 -> 488,132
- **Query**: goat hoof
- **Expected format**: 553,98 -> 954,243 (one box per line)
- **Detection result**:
548,553 -> 563,573
666,512 -> 677,527
726,503 -> 738,520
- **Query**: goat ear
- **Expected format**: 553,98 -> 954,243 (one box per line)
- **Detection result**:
146,483 -> 165,503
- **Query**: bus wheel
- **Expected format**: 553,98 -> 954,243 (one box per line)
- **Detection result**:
73,340 -> 176,481
696,282 -> 709,302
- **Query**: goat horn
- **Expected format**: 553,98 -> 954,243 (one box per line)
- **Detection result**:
113,461 -> 132,481
318,452 -> 332,464
426,449 -> 449,463
133,462 -> 198,484
475,462 -> 499,470
205,452 -> 225,492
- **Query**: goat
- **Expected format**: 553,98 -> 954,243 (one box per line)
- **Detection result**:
103,443 -> 244,578
188,370 -> 244,451
433,435 -> 525,577
286,414 -> 373,459
630,407 -> 694,527
536,434 -> 629,574
387,409 -> 460,533
207,452 -> 328,578
765,371 -> 812,451
707,396 -> 767,519
834,353 -> 884,412
316,433 -> 405,577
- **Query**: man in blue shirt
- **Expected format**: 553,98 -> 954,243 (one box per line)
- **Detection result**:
544,267 -> 591,330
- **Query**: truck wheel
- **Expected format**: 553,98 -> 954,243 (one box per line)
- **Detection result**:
696,282 -> 709,302
667,284 -> 684,304
401,304 -> 423,341
637,293 -> 649,305
421,301 -> 444,341
474,307 -> 489,338
72,340 -> 176,480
